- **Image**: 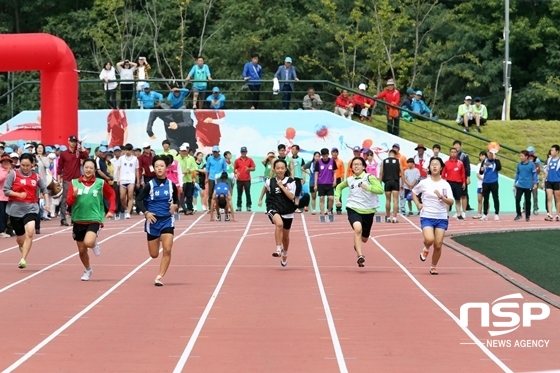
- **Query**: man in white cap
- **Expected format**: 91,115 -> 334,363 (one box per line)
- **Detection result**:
353,83 -> 375,120
456,96 -> 476,133
374,79 -> 401,136
274,56 -> 299,109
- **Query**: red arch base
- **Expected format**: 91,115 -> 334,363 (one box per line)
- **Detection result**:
0,33 -> 78,145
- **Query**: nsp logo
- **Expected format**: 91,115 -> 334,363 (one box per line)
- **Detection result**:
459,293 -> 550,336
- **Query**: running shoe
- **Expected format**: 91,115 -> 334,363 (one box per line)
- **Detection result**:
154,275 -> 163,286
247,207 -> 252,212
545,215 -> 553,221
430,266 -> 438,275
216,214 -> 221,221
472,215 -> 481,219
125,212 -> 131,219
280,250 -> 288,267
357,255 -> 365,267
480,215 -> 488,221
272,248 -> 282,257
420,248 -> 429,262
0,233 -> 10,238
225,214 -> 231,222
18,258 -> 26,269
19,245 -> 23,253
81,268 -> 92,281
494,215 -> 500,221
514,215 -> 522,221
526,217 -> 530,222
93,243 -> 101,256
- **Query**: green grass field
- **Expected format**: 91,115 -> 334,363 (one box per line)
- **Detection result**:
453,230 -> 560,296
364,116 -> 560,178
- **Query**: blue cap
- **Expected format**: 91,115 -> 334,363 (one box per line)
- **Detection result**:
143,83 -> 150,89
4,147 -> 13,153
23,149 -> 29,154
212,145 -> 220,152
527,146 -> 535,153
406,88 -> 415,95
392,143 -> 400,148
100,140 -> 109,146
17,140 -> 25,147
331,147 -> 339,152
212,87 -> 220,93
99,146 -> 108,152
60,145 -> 68,151
113,146 -> 121,151
285,57 -> 292,63
83,143 -> 91,149
415,90 -> 423,96
45,146 -> 53,152
353,146 -> 361,151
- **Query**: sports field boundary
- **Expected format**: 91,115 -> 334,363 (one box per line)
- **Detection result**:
446,229 -> 560,310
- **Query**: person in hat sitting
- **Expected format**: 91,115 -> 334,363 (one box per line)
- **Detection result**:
352,84 -> 375,121
209,172 -> 235,222
206,87 -> 226,109
411,91 -> 436,120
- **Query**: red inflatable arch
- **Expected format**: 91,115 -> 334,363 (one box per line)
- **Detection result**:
0,33 -> 78,145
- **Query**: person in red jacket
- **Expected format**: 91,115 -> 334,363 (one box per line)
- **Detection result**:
57,135 -> 90,227
375,79 -> 401,136
353,83 -> 375,121
442,147 -> 466,220
333,90 -> 354,119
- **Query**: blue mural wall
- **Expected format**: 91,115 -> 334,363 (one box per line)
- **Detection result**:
1,109 -> 532,213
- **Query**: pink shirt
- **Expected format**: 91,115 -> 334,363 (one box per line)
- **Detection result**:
0,166 -> 10,201
166,160 -> 180,185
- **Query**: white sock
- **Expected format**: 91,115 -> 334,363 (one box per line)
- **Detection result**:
276,245 -> 282,252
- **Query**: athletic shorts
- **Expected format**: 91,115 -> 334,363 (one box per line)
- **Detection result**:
420,217 -> 449,231
347,208 -> 374,238
317,184 -> 334,197
266,209 -> 293,230
120,183 -> 134,189
477,187 -> 482,194
72,223 -> 100,242
448,181 -> 463,201
384,180 -> 399,192
145,216 -> 174,241
545,181 -> 560,191
404,189 -> 413,201
10,213 -> 39,237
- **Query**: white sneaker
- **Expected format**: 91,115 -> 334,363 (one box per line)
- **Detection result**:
0,232 -> 10,238
494,215 -> 500,221
93,243 -> 101,256
480,214 -> 488,221
452,213 -> 458,219
193,207 -> 198,212
202,206 -> 208,211
461,212 -> 466,219
125,212 -> 131,219
81,268 -> 92,281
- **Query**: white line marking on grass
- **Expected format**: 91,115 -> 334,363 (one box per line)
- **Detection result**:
172,213 -> 255,373
301,214 -> 348,373
1,213 -> 206,373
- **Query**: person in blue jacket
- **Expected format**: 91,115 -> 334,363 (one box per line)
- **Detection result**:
411,91 -> 435,119
137,83 -> 164,109
514,150 -> 537,221
480,150 -> 501,221
167,86 -> 189,109
242,53 -> 263,109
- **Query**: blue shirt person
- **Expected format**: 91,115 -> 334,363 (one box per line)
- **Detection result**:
167,87 -> 189,109
243,53 -> 263,109
207,87 -> 226,109
137,83 -> 164,109
274,57 -> 299,109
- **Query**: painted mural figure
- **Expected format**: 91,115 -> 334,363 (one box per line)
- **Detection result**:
145,110 -> 197,153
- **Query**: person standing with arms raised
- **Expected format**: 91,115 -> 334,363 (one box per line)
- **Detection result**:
57,135 -> 90,226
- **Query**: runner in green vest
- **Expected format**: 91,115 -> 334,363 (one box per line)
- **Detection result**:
67,159 -> 116,281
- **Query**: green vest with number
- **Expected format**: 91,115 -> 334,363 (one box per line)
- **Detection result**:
71,178 -> 106,223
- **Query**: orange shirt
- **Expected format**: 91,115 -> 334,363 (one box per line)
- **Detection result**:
396,153 -> 407,177
333,157 -> 344,179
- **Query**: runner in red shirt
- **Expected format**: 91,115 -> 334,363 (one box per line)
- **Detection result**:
442,147 -> 466,219
106,109 -> 128,148
233,146 -> 256,211
375,79 -> 401,136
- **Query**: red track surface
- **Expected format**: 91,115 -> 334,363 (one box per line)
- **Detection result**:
0,213 -> 559,373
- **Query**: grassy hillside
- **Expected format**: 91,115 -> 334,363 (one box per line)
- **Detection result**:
363,116 -> 557,178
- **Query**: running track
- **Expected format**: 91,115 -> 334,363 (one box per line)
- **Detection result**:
0,213 -> 559,372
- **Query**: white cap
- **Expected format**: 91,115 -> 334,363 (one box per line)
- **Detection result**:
142,142 -> 151,148
47,153 -> 57,159
386,79 -> 395,85
179,145 -> 188,151
10,152 -> 19,158
24,143 -> 33,148
358,83 -> 366,90
465,95 -> 472,100
182,142 -> 190,148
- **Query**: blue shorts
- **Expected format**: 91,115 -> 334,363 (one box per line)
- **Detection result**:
145,216 -> 174,240
404,189 -> 412,201
420,217 -> 448,231
477,187 -> 482,194
193,188 -> 199,199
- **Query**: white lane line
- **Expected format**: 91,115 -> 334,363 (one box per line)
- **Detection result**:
1,213 -> 206,373
172,213 -> 255,373
0,227 -> 73,254
370,225 -> 513,373
301,214 -> 348,373
0,220 -> 144,294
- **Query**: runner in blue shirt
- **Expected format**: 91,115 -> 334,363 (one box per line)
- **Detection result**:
210,172 -> 235,222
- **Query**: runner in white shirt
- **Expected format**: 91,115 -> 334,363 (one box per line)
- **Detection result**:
117,144 -> 140,219
412,157 -> 454,275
